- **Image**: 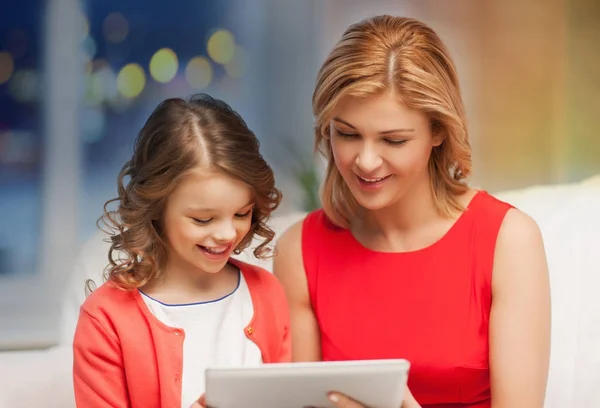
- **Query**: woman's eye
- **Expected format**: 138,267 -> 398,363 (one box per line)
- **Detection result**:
385,139 -> 407,146
335,129 -> 358,138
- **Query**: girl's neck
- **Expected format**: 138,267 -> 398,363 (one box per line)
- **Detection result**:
141,260 -> 239,305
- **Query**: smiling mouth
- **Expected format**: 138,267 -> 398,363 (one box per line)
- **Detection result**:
356,174 -> 393,183
197,244 -> 232,257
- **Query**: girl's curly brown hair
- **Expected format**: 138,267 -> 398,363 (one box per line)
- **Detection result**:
95,93 -> 281,291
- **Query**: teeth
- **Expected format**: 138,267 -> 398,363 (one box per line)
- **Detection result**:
202,246 -> 228,255
359,175 -> 387,183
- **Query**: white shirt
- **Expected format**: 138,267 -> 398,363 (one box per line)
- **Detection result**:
140,271 -> 262,408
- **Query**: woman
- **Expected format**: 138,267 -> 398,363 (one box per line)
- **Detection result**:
274,15 -> 550,408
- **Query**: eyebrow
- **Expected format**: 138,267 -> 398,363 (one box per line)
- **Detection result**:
332,117 -> 415,134
187,200 -> 254,213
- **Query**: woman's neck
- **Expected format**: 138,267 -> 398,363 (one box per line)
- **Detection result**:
353,181 -> 473,253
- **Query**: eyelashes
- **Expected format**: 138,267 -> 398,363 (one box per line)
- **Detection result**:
334,128 -> 407,146
193,218 -> 211,225
336,130 -> 357,138
384,139 -> 407,146
235,209 -> 253,219
192,209 -> 252,225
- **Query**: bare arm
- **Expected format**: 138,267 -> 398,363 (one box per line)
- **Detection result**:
490,209 -> 551,407
273,220 -> 322,362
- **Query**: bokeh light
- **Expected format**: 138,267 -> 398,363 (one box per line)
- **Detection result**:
85,65 -> 118,106
117,63 -> 146,98
103,12 -> 129,44
149,48 -> 178,83
0,52 -> 14,85
82,36 -> 97,60
185,57 -> 213,90
207,29 -> 236,64
0,130 -> 35,165
8,70 -> 38,102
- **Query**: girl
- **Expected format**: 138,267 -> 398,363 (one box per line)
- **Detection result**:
73,94 -> 290,408
274,15 -> 551,408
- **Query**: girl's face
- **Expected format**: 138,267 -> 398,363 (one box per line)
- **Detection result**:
161,169 -> 254,276
329,91 -> 442,211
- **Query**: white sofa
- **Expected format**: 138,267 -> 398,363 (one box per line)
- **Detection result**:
1,175 -> 599,408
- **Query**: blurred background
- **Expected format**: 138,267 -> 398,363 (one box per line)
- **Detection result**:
0,0 -> 598,349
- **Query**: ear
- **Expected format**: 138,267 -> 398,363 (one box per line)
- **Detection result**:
431,121 -> 444,147
432,132 -> 444,147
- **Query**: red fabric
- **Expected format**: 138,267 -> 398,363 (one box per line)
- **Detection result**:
73,258 -> 290,408
302,191 -> 512,407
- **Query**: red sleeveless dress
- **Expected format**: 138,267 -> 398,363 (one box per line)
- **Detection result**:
301,191 -> 512,407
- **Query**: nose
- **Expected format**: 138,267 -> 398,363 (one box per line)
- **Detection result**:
355,144 -> 383,175
213,220 -> 237,243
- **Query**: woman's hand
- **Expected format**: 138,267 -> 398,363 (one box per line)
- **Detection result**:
328,386 -> 420,408
189,394 -> 206,408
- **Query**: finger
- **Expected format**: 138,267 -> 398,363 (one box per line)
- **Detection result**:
402,387 -> 418,408
328,392 -> 365,408
189,394 -> 207,408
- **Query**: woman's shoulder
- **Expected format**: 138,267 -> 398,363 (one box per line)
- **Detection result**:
466,190 -> 517,228
469,190 -> 543,259
471,189 -> 513,212
471,190 -> 541,231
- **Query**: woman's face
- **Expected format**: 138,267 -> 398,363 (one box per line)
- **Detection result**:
329,91 -> 442,211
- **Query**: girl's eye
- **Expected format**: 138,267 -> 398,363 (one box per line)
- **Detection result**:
235,209 -> 252,219
193,218 -> 212,225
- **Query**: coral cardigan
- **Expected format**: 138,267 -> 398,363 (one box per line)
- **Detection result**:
72,259 -> 290,408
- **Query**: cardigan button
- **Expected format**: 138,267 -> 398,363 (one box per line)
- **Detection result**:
246,326 -> 254,335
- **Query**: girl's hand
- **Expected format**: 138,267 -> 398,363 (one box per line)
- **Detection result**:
328,386 -> 420,408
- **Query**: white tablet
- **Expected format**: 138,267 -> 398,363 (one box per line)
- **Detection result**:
205,359 -> 410,408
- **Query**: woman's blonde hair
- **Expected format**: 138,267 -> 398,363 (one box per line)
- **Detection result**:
313,15 -> 471,228
94,94 -> 281,291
